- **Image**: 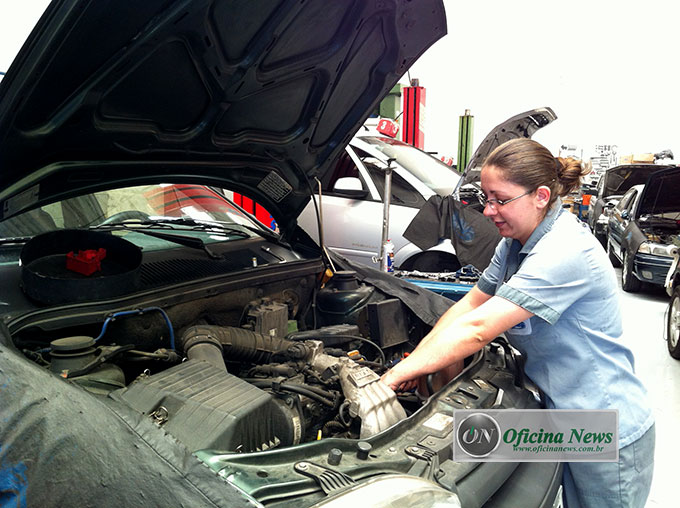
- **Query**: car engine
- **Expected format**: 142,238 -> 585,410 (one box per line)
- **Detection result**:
15,269 -> 421,453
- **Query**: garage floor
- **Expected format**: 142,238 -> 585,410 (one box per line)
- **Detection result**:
613,267 -> 679,508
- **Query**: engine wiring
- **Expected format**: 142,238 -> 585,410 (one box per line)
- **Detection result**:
94,307 -> 175,350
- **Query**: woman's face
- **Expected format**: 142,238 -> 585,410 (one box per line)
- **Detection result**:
480,165 -> 547,245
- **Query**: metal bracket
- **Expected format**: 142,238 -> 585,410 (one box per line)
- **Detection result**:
149,406 -> 169,426
405,445 -> 436,461
294,461 -> 355,495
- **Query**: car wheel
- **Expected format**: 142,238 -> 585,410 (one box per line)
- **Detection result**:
621,250 -> 641,292
400,252 -> 461,273
667,287 -> 680,359
666,287 -> 680,360
607,239 -> 621,267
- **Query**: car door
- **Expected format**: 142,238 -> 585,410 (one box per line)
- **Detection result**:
608,187 -> 638,258
296,144 -> 427,267
359,155 -> 428,264
295,146 -> 380,265
588,176 -> 606,230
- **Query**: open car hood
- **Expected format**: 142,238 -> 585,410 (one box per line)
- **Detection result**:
602,164 -> 674,198
0,0 -> 446,229
458,107 -> 557,188
638,165 -> 680,216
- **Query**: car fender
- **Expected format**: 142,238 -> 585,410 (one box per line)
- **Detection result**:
394,239 -> 456,268
621,221 -> 646,259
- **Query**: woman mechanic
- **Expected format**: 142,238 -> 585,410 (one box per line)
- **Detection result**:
381,139 -> 654,508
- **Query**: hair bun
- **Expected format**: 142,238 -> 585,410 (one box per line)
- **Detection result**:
555,157 -> 564,177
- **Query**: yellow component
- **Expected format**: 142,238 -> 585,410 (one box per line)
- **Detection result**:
317,429 -> 323,440
347,350 -> 361,359
320,268 -> 334,287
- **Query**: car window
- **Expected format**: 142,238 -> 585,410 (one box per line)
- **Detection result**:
365,164 -> 425,207
359,136 -> 461,195
616,189 -> 636,212
0,184 -> 259,240
347,146 -> 424,207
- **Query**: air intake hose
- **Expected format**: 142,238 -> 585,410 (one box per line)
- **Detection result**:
179,325 -> 308,369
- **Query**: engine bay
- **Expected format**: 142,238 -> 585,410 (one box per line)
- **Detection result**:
10,266 -> 432,452
2,251 -> 557,508
639,216 -> 680,246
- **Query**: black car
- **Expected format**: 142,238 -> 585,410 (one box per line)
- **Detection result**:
587,163 -> 673,245
0,1 -> 561,507
659,170 -> 680,359
606,167 -> 680,292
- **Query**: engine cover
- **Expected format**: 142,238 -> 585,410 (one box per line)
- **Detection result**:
110,360 -> 300,452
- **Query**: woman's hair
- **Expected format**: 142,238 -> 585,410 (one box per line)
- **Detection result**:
483,138 -> 590,207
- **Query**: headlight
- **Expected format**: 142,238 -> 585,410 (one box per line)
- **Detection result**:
311,475 -> 461,508
638,242 -> 677,257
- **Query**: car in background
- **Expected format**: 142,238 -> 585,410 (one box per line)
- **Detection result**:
606,167 -> 680,292
587,164 -> 673,246
666,259 -> 680,358
0,1 -> 562,507
297,107 -> 557,272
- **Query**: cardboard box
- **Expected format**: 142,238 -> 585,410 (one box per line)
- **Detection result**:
619,154 -> 633,164
632,153 -> 655,163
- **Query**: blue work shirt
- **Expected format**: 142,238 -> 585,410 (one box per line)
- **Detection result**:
477,200 -> 653,448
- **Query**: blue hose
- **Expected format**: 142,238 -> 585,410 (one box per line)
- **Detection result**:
94,307 -> 175,350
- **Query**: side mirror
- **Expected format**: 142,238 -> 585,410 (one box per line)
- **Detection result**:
333,177 -> 368,199
621,210 -> 630,220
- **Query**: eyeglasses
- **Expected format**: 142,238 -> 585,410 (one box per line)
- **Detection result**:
480,189 -> 533,209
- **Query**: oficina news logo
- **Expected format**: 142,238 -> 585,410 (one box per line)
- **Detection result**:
456,413 -> 502,458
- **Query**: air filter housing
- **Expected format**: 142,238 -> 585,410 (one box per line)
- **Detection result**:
111,359 -> 298,452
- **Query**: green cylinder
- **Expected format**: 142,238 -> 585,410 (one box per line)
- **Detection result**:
457,110 -> 474,173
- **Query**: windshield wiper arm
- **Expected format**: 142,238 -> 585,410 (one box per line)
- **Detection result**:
132,229 -> 224,260
92,217 -> 251,237
91,222 -> 224,259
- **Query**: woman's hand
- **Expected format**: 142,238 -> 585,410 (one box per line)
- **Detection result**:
381,367 -> 418,392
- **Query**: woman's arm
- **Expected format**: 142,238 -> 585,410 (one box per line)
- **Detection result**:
417,285 -> 493,348
381,294 -> 533,390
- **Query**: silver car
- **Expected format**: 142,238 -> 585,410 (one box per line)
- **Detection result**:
298,108 -> 557,272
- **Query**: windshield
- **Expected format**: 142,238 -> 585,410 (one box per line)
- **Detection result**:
359,136 -> 461,195
0,184 -> 261,241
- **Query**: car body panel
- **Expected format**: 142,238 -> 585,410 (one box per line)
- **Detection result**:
607,185 -> 643,258
607,167 -> 680,289
587,164 -> 672,240
0,0 -> 446,230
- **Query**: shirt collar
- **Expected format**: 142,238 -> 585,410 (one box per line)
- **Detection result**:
515,197 -> 564,256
